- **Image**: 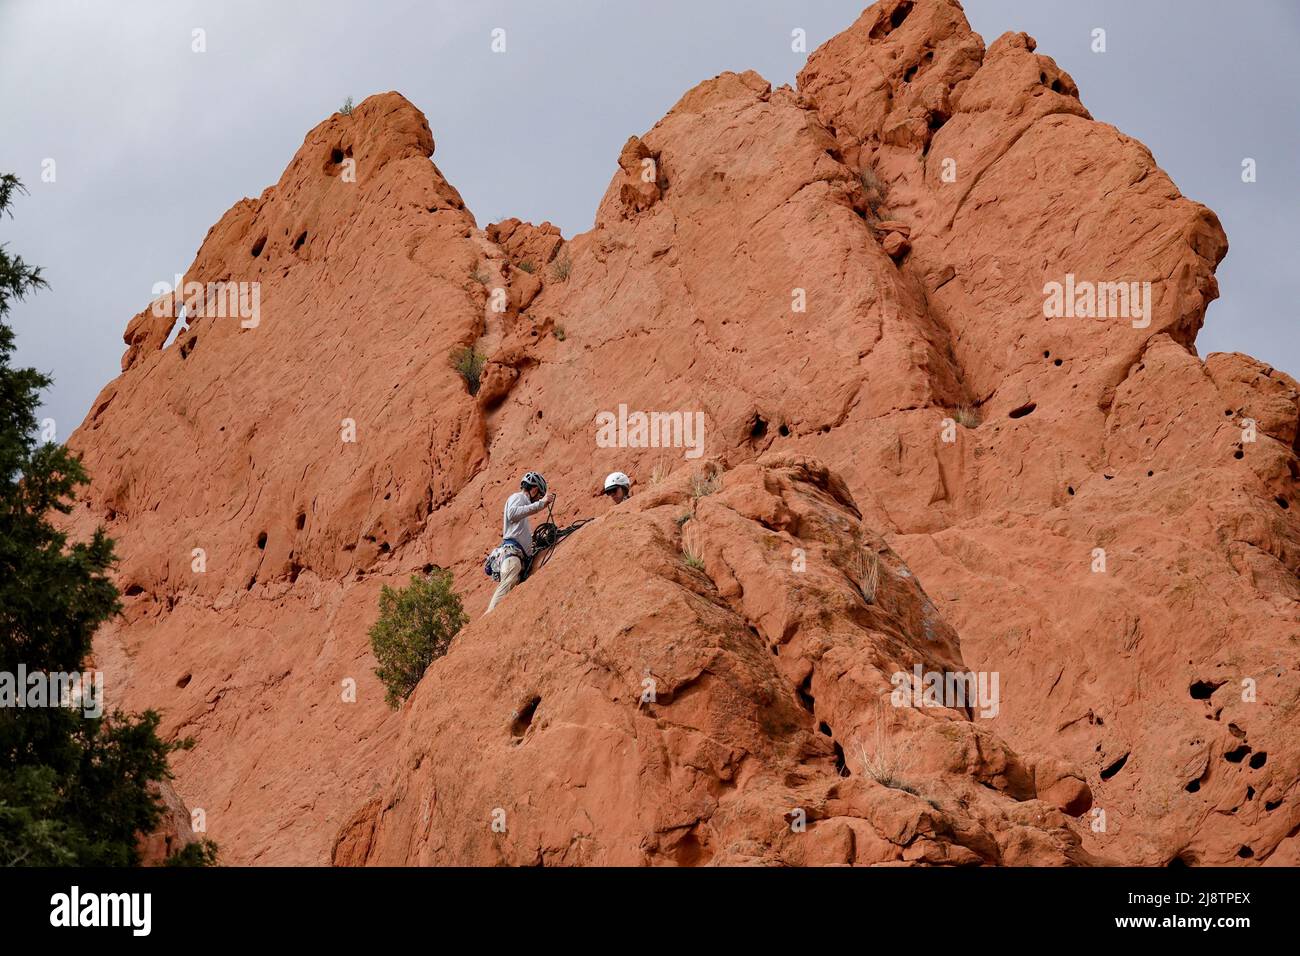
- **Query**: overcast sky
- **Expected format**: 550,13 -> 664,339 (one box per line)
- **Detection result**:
2,0 -> 1296,438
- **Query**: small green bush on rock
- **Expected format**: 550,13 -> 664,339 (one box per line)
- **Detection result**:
369,570 -> 468,707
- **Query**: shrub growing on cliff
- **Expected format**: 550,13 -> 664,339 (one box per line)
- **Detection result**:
855,709 -> 916,795
681,523 -> 705,571
0,175 -> 196,865
369,570 -> 468,708
689,467 -> 721,499
859,166 -> 889,221
450,345 -> 486,395
164,838 -> 220,866
954,405 -> 980,429
855,547 -> 881,605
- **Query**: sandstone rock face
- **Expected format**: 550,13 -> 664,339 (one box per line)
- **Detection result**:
335,455 -> 1095,865
66,2 -> 1297,866
135,780 -> 199,866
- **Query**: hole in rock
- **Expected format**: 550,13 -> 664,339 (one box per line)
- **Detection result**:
511,696 -> 541,737
1147,470 -> 1154,477
293,231 -> 307,251
672,830 -> 710,866
288,562 -> 302,584
869,0 -> 912,38
1246,785 -> 1255,800
1224,745 -> 1251,764
818,721 -> 833,737
1249,751 -> 1267,769
1237,846 -> 1254,859
1167,854 -> 1192,868
330,148 -> 344,164
176,673 -> 192,689
749,415 -> 768,441
833,741 -> 848,776
796,674 -> 815,713
250,235 -> 267,258
379,542 -> 390,554
1189,679 -> 1224,700
1265,799 -> 1282,811
1225,409 -> 1233,416
256,531 -> 267,550
123,584 -> 144,597
296,513 -> 306,530
1051,78 -> 1065,94
778,423 -> 790,437
1054,358 -> 1062,366
1067,486 -> 1075,496
903,64 -> 918,83
1009,402 -> 1036,419
1043,350 -> 1051,358
1233,449 -> 1244,460
1184,778 -> 1201,793
1099,752 -> 1129,780
1276,496 -> 1289,510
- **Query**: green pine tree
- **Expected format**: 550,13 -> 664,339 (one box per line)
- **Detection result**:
0,173 -> 213,866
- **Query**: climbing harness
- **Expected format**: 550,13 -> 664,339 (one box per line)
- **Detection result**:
529,496 -> 593,572
483,537 -> 530,581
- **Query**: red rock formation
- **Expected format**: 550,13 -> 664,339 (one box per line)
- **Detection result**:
135,780 -> 199,866
66,0 -> 1297,866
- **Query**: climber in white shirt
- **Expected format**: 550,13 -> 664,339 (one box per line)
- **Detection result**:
485,471 -> 554,613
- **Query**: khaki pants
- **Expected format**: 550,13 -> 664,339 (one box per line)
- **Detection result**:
486,554 -> 523,614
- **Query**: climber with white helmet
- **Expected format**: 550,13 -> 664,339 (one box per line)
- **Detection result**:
603,471 -> 632,504
484,471 -> 555,613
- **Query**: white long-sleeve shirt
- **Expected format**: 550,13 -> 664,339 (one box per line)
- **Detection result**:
502,490 -> 548,557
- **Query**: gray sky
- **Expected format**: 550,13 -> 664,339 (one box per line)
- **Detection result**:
2,0 -> 1296,438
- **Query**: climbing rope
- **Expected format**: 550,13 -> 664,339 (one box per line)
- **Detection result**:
530,496 -> 592,573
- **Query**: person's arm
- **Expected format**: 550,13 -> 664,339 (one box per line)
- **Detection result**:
505,495 -> 550,523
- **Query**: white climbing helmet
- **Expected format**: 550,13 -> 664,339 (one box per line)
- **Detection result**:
521,471 -> 547,496
603,471 -> 631,495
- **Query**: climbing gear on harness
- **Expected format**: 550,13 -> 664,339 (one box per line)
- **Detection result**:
483,537 -> 532,581
529,495 -> 593,572
521,471 -> 547,496
603,471 -> 631,495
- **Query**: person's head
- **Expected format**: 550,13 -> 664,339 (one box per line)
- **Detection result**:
603,471 -> 631,504
521,471 -> 547,503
